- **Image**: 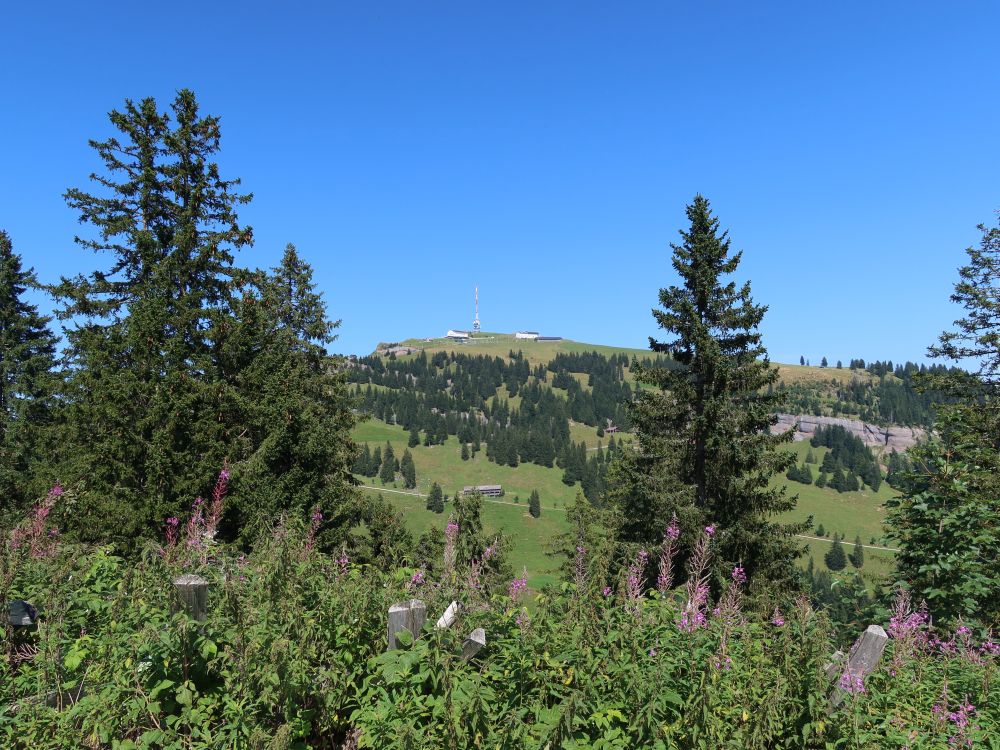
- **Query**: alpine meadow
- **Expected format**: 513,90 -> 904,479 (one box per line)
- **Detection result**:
4,9 -> 1000,748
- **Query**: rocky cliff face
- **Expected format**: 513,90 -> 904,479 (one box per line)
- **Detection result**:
771,413 -> 925,453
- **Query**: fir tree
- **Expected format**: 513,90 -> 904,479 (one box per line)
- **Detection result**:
528,489 -> 541,519
887,213 -> 1000,623
849,535 -> 865,569
51,91 -> 254,543
380,442 -> 396,484
224,243 -> 361,544
816,523 -> 826,537
400,448 -> 416,489
616,195 -> 804,588
0,231 -> 60,512
426,482 -> 444,513
824,535 -> 847,571
461,442 -> 469,461
408,427 -> 420,448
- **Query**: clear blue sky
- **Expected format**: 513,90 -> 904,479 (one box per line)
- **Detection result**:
3,1 -> 998,362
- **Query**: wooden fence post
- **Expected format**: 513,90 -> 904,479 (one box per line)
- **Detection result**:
831,624 -> 888,708
461,627 -> 486,661
8,599 -> 37,627
387,599 -> 427,650
173,574 -> 209,622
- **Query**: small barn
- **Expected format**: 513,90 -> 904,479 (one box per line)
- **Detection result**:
462,484 -> 503,497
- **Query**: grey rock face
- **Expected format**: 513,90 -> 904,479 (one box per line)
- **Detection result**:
771,413 -> 925,452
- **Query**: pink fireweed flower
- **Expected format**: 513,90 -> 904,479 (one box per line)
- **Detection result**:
839,671 -> 866,695
515,609 -> 530,632
625,548 -> 648,613
443,516 -> 459,576
483,544 -> 496,560
731,566 -> 746,585
657,515 -> 679,594
704,524 -> 716,537
679,526 -> 713,632
204,462 -> 229,541
410,570 -> 425,586
165,517 -> 180,547
336,551 -> 350,578
888,588 -> 929,671
184,498 -> 206,549
304,505 -> 323,553
666,515 -> 680,541
12,483 -> 62,558
602,586 -> 613,597
508,571 -> 528,600
771,607 -> 785,627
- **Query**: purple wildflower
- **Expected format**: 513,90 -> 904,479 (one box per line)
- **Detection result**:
839,671 -> 865,695
508,571 -> 528,600
657,515 -> 679,594
771,607 -> 785,627
731,566 -> 746,585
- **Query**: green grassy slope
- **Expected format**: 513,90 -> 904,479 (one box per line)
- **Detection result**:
352,419 -> 896,590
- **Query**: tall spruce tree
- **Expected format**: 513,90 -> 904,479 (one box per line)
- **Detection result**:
528,489 -> 541,518
0,231 -> 60,513
379,442 -> 396,484
400,448 -> 416,489
616,195 -> 804,589
221,244 -> 360,545
51,91 -> 252,542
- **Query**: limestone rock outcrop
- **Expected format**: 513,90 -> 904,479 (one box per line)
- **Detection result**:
771,413 -> 925,453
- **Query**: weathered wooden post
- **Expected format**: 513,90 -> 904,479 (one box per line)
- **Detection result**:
387,599 -> 427,650
8,599 -> 37,627
436,600 -> 460,629
831,624 -> 888,708
461,627 -> 486,661
173,574 -> 209,622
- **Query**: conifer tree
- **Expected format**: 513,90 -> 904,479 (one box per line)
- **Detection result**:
224,243 -> 360,544
849,535 -> 865,569
0,231 -> 60,512
461,443 -> 469,461
615,195 -> 803,588
380,442 -> 396,484
408,427 -> 420,448
51,91 -> 253,542
528,489 -> 541,518
887,213 -> 1000,623
426,482 -> 444,513
400,448 -> 416,489
824,534 -> 847,571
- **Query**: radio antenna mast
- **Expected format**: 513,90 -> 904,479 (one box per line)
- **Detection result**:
473,285 -> 481,333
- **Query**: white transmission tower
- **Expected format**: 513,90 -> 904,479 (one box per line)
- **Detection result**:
473,286 -> 481,333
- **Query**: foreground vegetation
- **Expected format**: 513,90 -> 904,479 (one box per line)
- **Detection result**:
3,500 -> 997,749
